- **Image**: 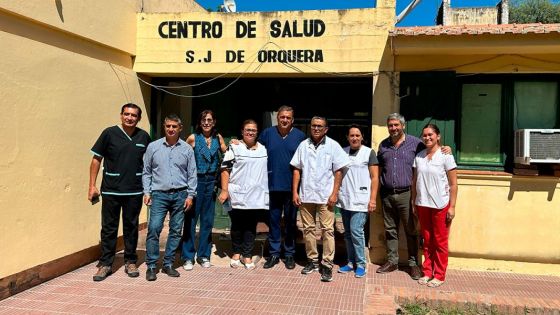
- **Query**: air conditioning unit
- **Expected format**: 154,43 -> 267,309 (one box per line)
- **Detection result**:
514,129 -> 560,165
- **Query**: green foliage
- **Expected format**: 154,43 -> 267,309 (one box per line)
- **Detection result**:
510,0 -> 560,23
401,301 -> 501,315
401,302 -> 431,314
205,5 -> 222,12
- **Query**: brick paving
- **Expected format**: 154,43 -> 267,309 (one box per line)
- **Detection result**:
2,223 -> 560,314
366,266 -> 560,314
3,258 -> 560,314
0,259 -> 370,314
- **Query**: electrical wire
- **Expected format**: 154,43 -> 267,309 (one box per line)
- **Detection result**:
112,37 -> 560,99
147,41 -> 276,89
111,39 -> 380,98
110,46 -> 265,98
109,63 -> 131,103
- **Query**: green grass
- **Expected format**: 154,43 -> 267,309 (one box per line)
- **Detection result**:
400,301 -> 501,315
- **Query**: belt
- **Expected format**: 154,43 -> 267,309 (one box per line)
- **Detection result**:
382,187 -> 410,195
156,187 -> 188,194
197,172 -> 217,177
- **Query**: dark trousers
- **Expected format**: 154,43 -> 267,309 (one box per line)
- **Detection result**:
381,190 -> 419,266
99,194 -> 143,266
268,191 -> 298,257
229,209 -> 261,257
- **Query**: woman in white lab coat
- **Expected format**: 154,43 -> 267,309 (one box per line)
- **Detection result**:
336,125 -> 379,278
218,119 -> 268,270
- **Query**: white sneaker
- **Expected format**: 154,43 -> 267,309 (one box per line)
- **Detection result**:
230,259 -> 241,268
183,260 -> 194,271
200,258 -> 211,268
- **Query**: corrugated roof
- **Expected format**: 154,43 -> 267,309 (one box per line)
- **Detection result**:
391,23 -> 560,36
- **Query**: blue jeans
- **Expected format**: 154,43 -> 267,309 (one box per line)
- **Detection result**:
341,209 -> 368,268
146,190 -> 187,268
182,174 -> 216,262
268,191 -> 298,257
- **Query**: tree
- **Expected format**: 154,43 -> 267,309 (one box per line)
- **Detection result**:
207,5 -> 224,12
510,0 -> 560,23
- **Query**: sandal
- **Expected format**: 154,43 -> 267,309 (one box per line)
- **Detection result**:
427,279 -> 444,288
230,259 -> 241,268
418,276 -> 431,285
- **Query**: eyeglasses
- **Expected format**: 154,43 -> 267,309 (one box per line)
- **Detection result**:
201,118 -> 214,123
243,129 -> 258,133
311,125 -> 326,130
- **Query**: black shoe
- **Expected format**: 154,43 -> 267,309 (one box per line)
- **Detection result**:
301,261 -> 319,274
146,267 -> 157,281
162,266 -> 180,277
376,262 -> 398,274
320,266 -> 333,282
263,256 -> 280,269
284,256 -> 296,270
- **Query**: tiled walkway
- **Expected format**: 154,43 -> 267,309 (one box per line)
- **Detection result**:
2,223 -> 560,314
0,260 -> 370,314
366,267 -> 560,314
3,258 -> 560,314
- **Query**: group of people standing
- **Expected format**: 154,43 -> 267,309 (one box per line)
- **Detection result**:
88,104 -> 457,287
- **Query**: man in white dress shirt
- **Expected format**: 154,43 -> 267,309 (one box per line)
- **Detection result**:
290,116 -> 350,282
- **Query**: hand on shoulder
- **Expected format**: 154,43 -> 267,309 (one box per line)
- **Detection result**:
229,138 -> 241,146
441,145 -> 452,155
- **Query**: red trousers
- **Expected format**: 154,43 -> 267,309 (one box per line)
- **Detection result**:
417,203 -> 451,281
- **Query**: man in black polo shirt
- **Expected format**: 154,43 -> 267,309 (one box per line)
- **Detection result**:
88,103 -> 151,281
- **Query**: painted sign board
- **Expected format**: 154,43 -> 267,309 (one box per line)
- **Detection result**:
135,9 -> 393,75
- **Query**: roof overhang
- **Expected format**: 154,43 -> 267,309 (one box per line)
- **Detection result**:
391,24 -> 560,55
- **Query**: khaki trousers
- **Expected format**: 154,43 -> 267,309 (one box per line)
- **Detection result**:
300,203 -> 335,268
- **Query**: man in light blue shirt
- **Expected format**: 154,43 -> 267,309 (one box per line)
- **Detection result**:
142,114 -> 197,281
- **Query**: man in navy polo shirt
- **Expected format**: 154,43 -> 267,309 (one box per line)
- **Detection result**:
88,103 -> 151,281
260,106 -> 306,270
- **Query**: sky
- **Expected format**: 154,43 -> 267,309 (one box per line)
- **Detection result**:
194,0 -> 501,26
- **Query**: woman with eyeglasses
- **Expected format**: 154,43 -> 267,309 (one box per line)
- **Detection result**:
411,123 -> 458,288
181,110 -> 227,271
218,119 -> 269,270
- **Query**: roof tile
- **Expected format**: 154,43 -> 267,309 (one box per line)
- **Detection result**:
391,23 -> 560,36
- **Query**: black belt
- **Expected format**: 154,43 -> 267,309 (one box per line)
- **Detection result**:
383,187 -> 410,195
197,173 -> 217,177
156,187 -> 188,194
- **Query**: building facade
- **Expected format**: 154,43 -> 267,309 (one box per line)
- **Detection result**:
390,23 -> 560,271
1,0 -> 559,298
